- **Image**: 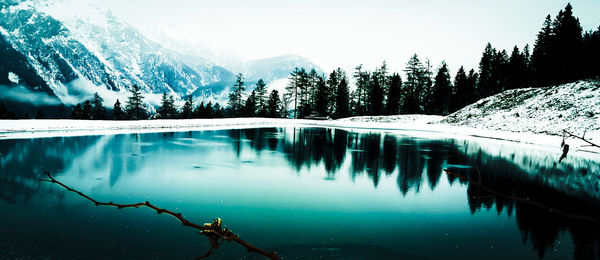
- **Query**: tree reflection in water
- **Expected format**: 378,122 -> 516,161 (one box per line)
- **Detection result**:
238,127 -> 600,260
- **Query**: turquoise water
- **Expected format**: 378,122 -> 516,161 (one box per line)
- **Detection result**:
0,127 -> 598,259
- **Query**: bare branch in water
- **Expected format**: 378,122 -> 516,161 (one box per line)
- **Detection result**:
443,169 -> 600,225
39,171 -> 280,260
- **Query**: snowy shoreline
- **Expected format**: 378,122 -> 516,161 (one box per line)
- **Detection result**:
0,116 -> 597,155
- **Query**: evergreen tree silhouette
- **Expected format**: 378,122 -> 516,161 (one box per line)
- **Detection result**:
181,95 -> 194,119
532,15 -> 555,86
552,3 -> 583,84
228,73 -> 245,117
335,78 -> 350,119
255,78 -> 267,116
267,89 -> 282,118
478,43 -> 496,98
386,73 -> 402,115
112,99 -> 125,120
91,92 -> 106,120
125,85 -> 147,120
243,90 -> 258,117
157,92 -> 177,119
582,27 -> 600,78
369,71 -> 384,115
285,68 -> 300,118
314,74 -> 330,117
431,61 -> 452,115
205,101 -> 214,118
452,66 -> 468,112
82,100 -> 92,120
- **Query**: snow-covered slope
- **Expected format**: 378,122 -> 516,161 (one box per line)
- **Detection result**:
443,80 -> 600,140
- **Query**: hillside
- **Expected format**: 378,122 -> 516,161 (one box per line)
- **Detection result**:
443,79 -> 600,140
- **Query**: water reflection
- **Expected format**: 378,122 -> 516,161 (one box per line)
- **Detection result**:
0,127 -> 599,259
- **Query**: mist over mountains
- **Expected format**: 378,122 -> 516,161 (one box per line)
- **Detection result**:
0,0 -> 322,111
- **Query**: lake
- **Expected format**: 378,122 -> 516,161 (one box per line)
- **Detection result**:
0,127 -> 599,259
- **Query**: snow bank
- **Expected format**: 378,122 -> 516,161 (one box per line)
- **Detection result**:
443,80 -> 600,146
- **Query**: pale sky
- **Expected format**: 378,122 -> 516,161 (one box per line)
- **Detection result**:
97,0 -> 600,75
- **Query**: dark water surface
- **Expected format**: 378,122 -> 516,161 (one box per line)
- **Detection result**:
1,127 -> 599,259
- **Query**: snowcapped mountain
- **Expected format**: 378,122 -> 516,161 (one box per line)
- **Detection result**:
0,0 -> 322,108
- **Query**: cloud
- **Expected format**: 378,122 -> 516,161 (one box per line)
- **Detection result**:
0,85 -> 62,106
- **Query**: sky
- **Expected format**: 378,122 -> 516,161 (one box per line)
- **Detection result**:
96,0 -> 600,75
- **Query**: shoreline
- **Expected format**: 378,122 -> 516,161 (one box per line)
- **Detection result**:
0,117 -> 597,155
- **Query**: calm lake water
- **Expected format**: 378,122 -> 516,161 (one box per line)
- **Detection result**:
0,127 -> 599,259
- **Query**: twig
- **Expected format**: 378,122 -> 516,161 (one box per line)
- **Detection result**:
443,169 -> 600,224
39,171 -> 280,260
563,129 -> 600,149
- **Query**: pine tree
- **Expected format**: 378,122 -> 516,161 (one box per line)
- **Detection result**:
335,78 -> 350,119
158,92 -> 177,119
369,71 -> 384,115
353,64 -> 370,116
582,27 -> 600,78
314,75 -> 330,117
91,92 -> 106,120
532,15 -> 555,87
112,99 -> 125,120
243,90 -> 258,117
478,43 -> 496,98
71,103 -> 83,119
491,49 -> 509,94
82,100 -> 92,120
205,101 -> 214,118
266,90 -> 281,118
296,68 -> 311,117
213,103 -> 224,118
308,68 -> 319,112
431,62 -> 452,115
181,95 -> 194,119
125,85 -> 147,120
255,78 -> 267,116
327,70 -> 340,116
386,73 -> 402,115
466,69 -> 479,105
285,68 -> 300,118
552,3 -> 583,84
228,73 -> 245,117
195,101 -> 206,118
403,54 -> 424,114
452,66 -> 469,111
506,46 -> 531,89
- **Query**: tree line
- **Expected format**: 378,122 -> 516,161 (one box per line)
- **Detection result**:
268,3 -> 600,118
68,85 -> 230,120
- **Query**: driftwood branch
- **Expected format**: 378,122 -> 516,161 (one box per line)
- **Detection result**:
443,169 -> 600,225
39,171 -> 280,260
563,129 -> 600,149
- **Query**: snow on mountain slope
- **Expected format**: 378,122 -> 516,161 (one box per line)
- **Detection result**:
34,0 -> 234,95
0,0 -> 324,107
0,0 -> 121,102
443,79 -> 600,140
